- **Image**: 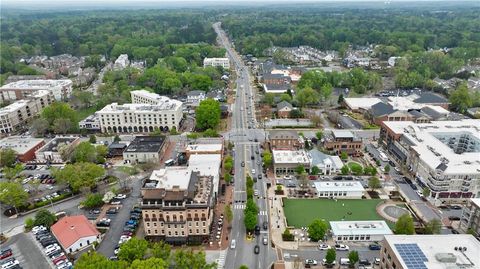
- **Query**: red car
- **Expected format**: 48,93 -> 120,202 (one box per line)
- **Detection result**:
0,249 -> 13,260
52,255 -> 67,265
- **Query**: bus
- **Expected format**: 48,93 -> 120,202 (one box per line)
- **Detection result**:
165,159 -> 175,166
379,152 -> 389,162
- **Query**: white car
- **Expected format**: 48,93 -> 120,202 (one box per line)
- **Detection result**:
46,245 -> 61,255
32,225 -> 47,234
116,194 -> 127,199
111,200 -> 122,205
57,261 -> 72,269
1,259 -> 19,269
45,243 -> 59,252
305,259 -> 318,265
251,169 -> 256,174
322,259 -> 336,266
318,244 -> 331,250
335,244 -> 349,251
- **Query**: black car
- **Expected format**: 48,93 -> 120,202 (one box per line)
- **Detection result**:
254,245 -> 260,254
241,162 -> 245,167
333,176 -> 343,180
263,221 -> 268,230
449,205 -> 462,210
388,160 -> 396,167
368,244 -> 381,250
106,208 -> 118,215
254,225 -> 261,235
448,216 -> 460,221
251,155 -> 254,160
258,174 -> 262,179
359,259 -> 372,266
41,239 -> 57,247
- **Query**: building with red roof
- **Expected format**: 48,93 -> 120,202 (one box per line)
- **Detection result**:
50,215 -> 101,253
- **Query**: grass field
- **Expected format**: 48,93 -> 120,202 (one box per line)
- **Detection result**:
283,198 -> 384,228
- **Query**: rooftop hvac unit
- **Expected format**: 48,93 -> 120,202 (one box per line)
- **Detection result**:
435,253 -> 457,263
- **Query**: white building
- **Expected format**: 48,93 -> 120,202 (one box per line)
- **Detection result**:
51,215 -> 100,254
78,113 -> 101,132
0,90 -> 54,134
203,57 -> 230,69
381,120 -> 480,201
188,154 -> 221,197
381,234 -> 480,269
272,150 -> 312,177
185,143 -> 223,157
343,97 -> 382,111
313,181 -> 365,199
330,220 -> 393,242
96,96 -> 183,133
113,54 -> 130,70
0,79 -> 72,102
35,136 -> 80,163
130,90 -> 174,106
186,91 -> 206,106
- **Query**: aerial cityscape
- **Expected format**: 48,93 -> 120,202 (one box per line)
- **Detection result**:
1,1 -> 480,269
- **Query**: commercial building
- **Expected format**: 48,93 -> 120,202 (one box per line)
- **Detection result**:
460,198 -> 480,236
96,94 -> 183,133
380,120 -> 480,201
323,130 -> 363,156
141,168 -> 214,245
313,181 -> 365,199
269,130 -> 301,150
0,136 -> 45,162
185,143 -> 223,158
343,97 -> 382,112
309,149 -> 344,175
380,234 -> 480,269
130,90 -> 174,106
188,154 -> 221,197
0,90 -> 54,134
51,215 -> 101,254
78,114 -> 101,132
123,136 -> 166,164
35,136 -> 80,163
272,150 -> 311,177
0,79 -> 72,102
203,57 -> 230,69
330,221 -> 392,242
186,91 -> 206,107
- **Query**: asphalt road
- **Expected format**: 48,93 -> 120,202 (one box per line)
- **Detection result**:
2,232 -> 53,269
213,22 -> 275,269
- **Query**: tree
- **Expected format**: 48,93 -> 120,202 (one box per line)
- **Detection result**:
52,162 -> 105,192
0,182 -> 28,214
308,219 -> 328,241
280,93 -> 292,103
30,118 -> 49,137
25,217 -> 35,230
262,152 -> 272,167
89,135 -> 97,144
289,109 -> 304,119
384,164 -> 391,173
315,131 -> 323,140
81,193 -> 104,208
225,204 -> 233,225
310,166 -> 321,175
224,156 -> 233,172
3,163 -> 24,180
244,210 -> 258,232
395,214 -> 415,235
0,148 -> 16,168
53,118 -> 73,134
295,165 -> 306,175
311,115 -> 322,127
349,163 -> 363,175
118,237 -> 149,262
195,99 -> 221,131
33,209 -> 57,228
130,258 -> 168,269
173,249 -> 216,269
341,165 -> 350,175
151,241 -> 171,261
340,151 -> 348,160
422,187 -> 431,198
338,93 -> 345,105
114,135 -> 121,143
41,102 -> 77,130
348,251 -> 359,268
262,93 -> 275,106
72,142 -> 97,163
239,265 -> 249,269
295,87 -> 319,107
368,177 -> 381,191
424,219 -> 441,234
325,249 -> 336,266
75,251 -> 128,269
449,83 -> 473,113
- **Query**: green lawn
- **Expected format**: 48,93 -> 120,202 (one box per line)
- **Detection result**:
283,199 -> 384,228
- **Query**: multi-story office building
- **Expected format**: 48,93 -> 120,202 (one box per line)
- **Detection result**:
273,149 -> 312,177
0,79 -> 72,102
268,130 -> 301,150
380,120 -> 480,201
123,136 -> 166,164
323,130 -> 363,156
141,167 -> 214,245
460,198 -> 480,236
380,234 -> 480,269
203,57 -> 230,69
96,91 -> 183,133
0,136 -> 45,162
0,90 -> 54,134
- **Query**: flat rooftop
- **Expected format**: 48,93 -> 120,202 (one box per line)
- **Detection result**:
188,154 -> 221,176
131,90 -> 177,104
124,136 -> 165,153
272,150 -> 311,164
332,130 -> 355,139
330,220 -> 392,236
344,97 -> 382,110
470,198 -> 480,209
0,136 -> 44,155
37,137 -> 78,152
0,100 -> 29,113
383,120 -> 480,175
0,79 -> 72,89
384,234 -> 480,269
149,167 -> 192,190
314,181 -> 365,192
99,101 -> 181,112
186,144 -> 223,153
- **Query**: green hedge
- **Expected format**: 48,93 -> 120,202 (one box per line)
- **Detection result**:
28,193 -> 70,210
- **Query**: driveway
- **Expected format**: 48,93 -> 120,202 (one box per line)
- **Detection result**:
2,233 -> 53,269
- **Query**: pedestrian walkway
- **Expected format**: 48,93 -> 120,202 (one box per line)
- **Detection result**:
216,251 -> 226,269
233,204 -> 245,209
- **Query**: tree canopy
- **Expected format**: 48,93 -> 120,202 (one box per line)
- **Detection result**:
195,98 -> 221,131
52,162 -> 105,192
308,219 -> 328,241
395,214 -> 415,235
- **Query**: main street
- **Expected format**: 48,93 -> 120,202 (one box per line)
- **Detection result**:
213,22 -> 275,269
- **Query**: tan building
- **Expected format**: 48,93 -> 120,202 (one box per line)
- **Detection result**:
0,90 -> 54,134
269,130 -> 301,150
460,198 -> 480,236
185,144 -> 223,158
323,130 -> 363,156
0,79 -> 72,102
141,167 -> 214,245
380,234 -> 480,269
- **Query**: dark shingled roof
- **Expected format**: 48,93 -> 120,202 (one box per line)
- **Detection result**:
277,101 -> 293,110
414,92 -> 448,104
371,102 -> 395,117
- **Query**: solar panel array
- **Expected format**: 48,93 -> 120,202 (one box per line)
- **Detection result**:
394,243 -> 428,269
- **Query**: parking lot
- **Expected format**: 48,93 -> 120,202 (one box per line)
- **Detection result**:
2,232 -> 53,269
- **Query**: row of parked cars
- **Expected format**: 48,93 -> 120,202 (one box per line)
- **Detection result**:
0,248 -> 20,269
31,226 -> 72,269
111,207 -> 142,260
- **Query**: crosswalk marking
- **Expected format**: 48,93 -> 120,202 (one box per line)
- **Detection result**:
216,252 -> 226,269
258,210 -> 267,216
234,204 -> 246,209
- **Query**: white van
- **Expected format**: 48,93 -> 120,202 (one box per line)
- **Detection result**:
230,239 -> 236,249
340,258 -> 350,266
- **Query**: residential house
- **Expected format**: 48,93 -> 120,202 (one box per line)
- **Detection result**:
277,101 -> 293,118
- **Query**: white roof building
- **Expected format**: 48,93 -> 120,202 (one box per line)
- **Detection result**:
188,154 -> 221,196
203,57 -> 230,69
130,90 -> 176,106
344,97 -> 382,111
149,167 -> 192,190
0,79 -> 72,102
313,181 -> 365,199
186,144 -> 223,155
330,220 -> 393,242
